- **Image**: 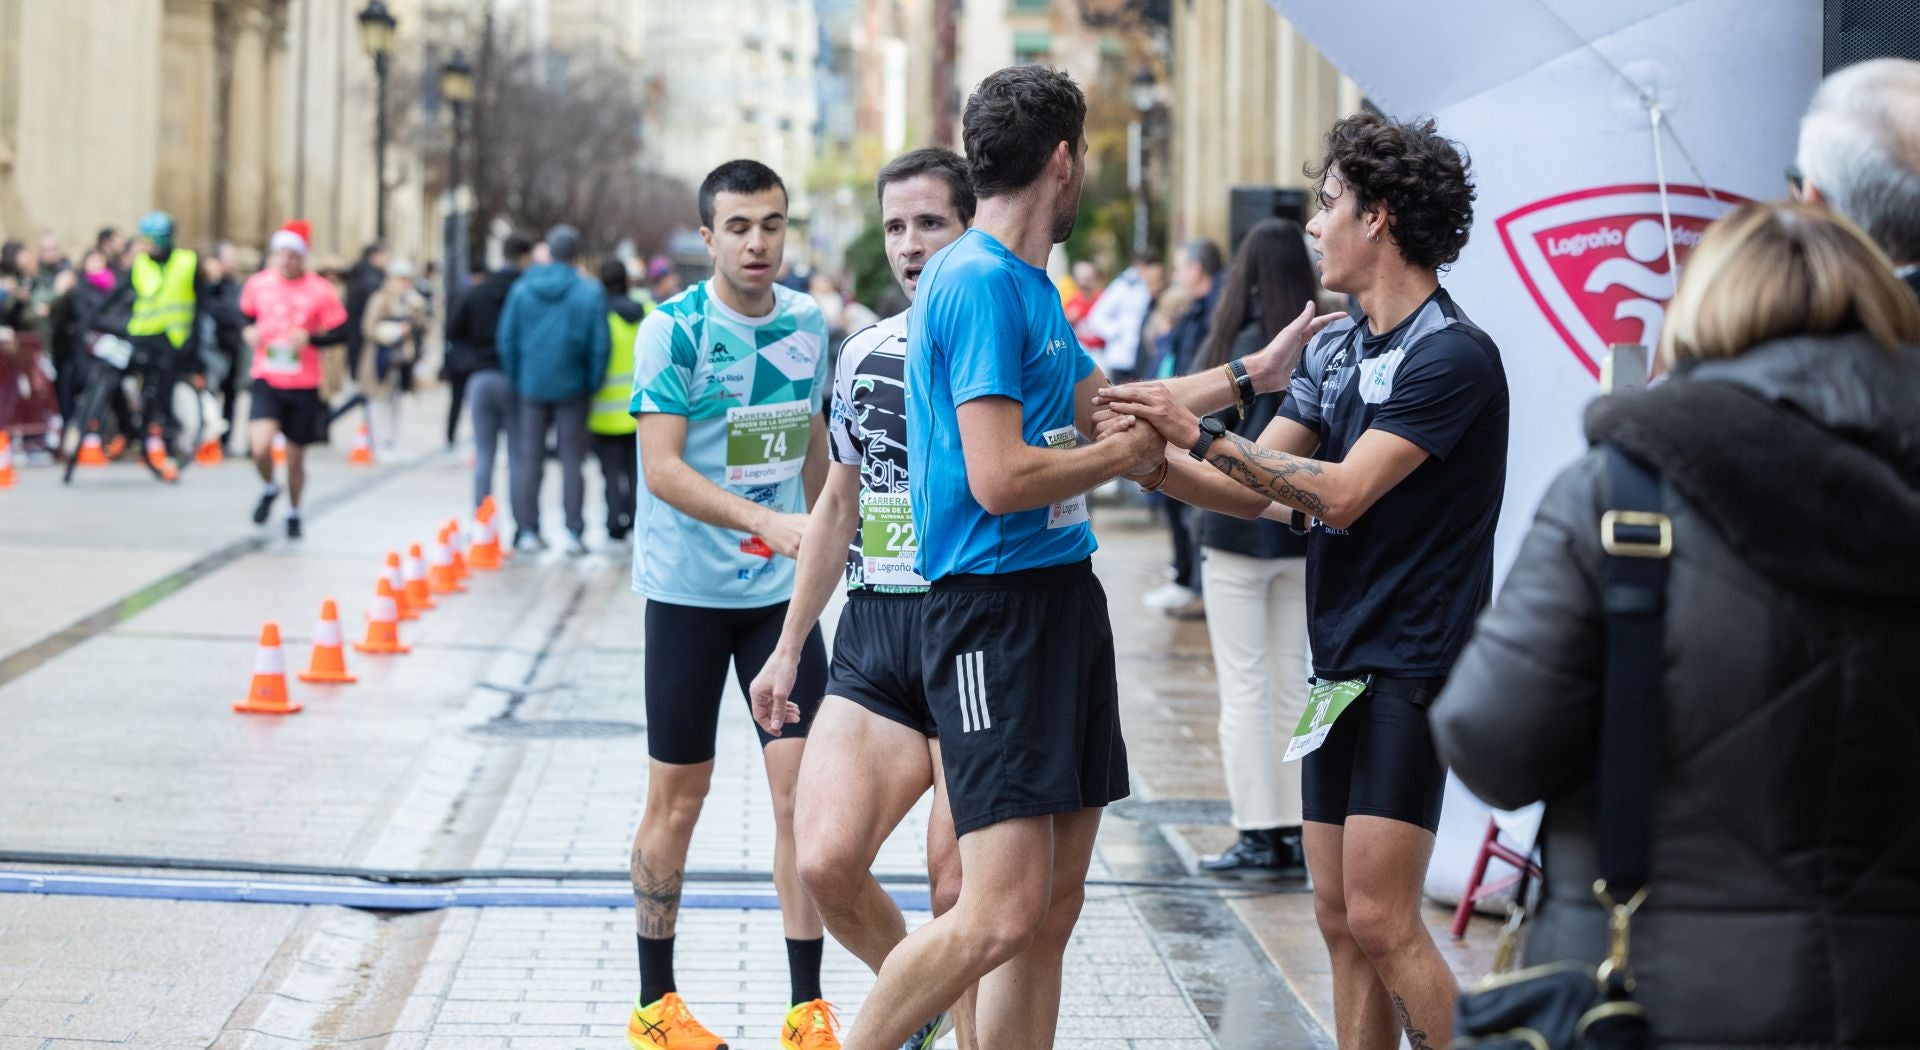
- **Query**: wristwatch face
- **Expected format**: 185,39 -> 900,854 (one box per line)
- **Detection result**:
1202,416 -> 1226,437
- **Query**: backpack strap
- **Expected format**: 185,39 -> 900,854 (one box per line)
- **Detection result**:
1596,445 -> 1669,895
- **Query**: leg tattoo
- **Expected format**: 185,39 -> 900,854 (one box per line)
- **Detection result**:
631,847 -> 685,938
1392,992 -> 1434,1050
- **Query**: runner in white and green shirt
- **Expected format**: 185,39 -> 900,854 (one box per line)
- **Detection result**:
623,160 -> 839,1050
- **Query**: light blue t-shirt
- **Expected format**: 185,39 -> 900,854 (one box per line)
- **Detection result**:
630,280 -> 829,607
908,229 -> 1099,580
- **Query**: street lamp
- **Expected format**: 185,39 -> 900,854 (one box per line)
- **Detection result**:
440,50 -> 475,309
1129,67 -> 1157,255
358,0 -> 398,243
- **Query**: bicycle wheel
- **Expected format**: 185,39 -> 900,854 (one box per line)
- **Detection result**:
62,365 -> 117,485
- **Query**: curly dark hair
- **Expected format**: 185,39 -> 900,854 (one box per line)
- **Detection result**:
1306,112 -> 1475,271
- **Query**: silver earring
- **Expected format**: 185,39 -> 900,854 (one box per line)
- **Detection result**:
1368,232 -> 1379,243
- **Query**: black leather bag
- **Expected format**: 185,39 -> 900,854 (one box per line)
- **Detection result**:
1451,445 -> 1668,1050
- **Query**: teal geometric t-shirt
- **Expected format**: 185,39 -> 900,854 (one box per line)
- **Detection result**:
629,280 -> 829,608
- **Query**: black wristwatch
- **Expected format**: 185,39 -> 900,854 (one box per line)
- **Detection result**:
1190,415 -> 1227,461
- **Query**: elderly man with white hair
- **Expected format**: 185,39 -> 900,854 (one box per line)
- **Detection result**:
1797,56 -> 1920,299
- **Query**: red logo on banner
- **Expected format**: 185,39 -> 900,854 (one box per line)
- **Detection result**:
1496,184 -> 1747,377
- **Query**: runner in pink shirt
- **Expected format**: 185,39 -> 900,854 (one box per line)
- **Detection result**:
239,220 -> 350,537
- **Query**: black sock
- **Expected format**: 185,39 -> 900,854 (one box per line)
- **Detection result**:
638,934 -> 675,1006
786,937 -> 824,1005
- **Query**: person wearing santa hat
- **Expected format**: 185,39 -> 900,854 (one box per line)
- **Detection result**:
237,220 -> 352,537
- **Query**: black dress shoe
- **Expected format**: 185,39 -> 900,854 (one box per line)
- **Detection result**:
1201,828 -> 1307,880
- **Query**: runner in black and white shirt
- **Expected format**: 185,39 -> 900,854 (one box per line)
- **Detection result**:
749,148 -> 979,1050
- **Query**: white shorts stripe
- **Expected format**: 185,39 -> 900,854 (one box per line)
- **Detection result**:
969,650 -> 991,731
956,653 -> 975,733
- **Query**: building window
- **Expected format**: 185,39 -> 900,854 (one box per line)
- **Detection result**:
1013,29 -> 1051,66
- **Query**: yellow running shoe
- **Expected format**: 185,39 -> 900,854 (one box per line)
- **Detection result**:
627,992 -> 728,1050
781,999 -> 842,1050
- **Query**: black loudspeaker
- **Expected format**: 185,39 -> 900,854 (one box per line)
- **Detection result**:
1824,0 -> 1920,73
1228,186 -> 1311,256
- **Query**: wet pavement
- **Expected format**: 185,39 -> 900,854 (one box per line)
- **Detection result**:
0,388 -> 1497,1048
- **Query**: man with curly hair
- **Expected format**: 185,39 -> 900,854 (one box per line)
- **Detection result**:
1098,111 -> 1506,1048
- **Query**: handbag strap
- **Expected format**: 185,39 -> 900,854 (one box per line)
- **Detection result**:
1596,445 -> 1669,894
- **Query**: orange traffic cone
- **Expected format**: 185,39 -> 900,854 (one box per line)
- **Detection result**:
75,432 -> 109,467
194,438 -> 223,466
354,579 -> 411,654
0,432 -> 14,488
445,519 -> 471,580
384,551 -> 417,620
297,599 -> 358,684
347,424 -> 374,466
404,543 -> 437,611
234,622 -> 302,714
428,531 -> 465,594
272,432 -> 287,466
469,500 -> 504,569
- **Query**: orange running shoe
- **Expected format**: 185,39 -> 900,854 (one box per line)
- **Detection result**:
627,992 -> 728,1050
780,999 -> 842,1050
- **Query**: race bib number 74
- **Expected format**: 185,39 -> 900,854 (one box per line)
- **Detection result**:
725,400 -> 810,485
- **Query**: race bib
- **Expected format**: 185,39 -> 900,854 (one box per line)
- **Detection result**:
859,492 -> 927,587
1042,425 -> 1090,529
1283,678 -> 1368,762
264,340 -> 302,376
725,400 -> 810,485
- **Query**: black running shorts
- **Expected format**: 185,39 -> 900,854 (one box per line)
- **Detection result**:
825,590 -> 935,736
248,379 -> 327,446
643,599 -> 828,765
1300,678 -> 1448,832
920,559 -> 1129,837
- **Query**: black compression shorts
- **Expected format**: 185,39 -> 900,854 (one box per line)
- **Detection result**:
248,379 -> 328,446
642,599 -> 828,765
1300,677 -> 1448,832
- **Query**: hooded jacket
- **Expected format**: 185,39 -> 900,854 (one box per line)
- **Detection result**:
495,262 -> 609,403
1432,332 -> 1920,1048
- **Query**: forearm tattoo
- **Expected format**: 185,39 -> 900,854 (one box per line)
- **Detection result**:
631,847 -> 685,938
1392,992 -> 1435,1050
1206,431 -> 1329,517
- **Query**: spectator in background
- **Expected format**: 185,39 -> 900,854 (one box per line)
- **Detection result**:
96,227 -> 128,271
1064,258 -> 1106,361
1794,57 -> 1920,300
360,259 -> 428,451
331,242 -> 387,428
647,255 -> 681,304
497,224 -> 608,555
1189,219 -> 1319,880
1434,201 -> 1920,1049
1141,238 -> 1223,615
203,242 -> 249,454
35,231 -> 69,278
447,233 -> 532,510
591,258 -> 647,541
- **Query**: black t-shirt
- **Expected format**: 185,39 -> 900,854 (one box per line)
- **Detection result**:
1275,287 -> 1508,679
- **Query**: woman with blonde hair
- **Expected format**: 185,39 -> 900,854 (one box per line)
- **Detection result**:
1432,200 -> 1920,1046
359,259 -> 427,450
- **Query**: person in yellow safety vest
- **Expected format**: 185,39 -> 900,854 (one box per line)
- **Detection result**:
127,211 -> 207,357
591,258 -> 648,541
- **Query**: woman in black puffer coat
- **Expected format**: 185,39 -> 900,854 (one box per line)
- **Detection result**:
1432,201 -> 1920,1049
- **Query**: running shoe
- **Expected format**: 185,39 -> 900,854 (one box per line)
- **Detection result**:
565,530 -> 589,556
252,487 -> 279,525
781,999 -> 842,1050
899,1011 -> 953,1050
286,516 -> 303,540
627,993 -> 727,1050
1142,582 -> 1198,609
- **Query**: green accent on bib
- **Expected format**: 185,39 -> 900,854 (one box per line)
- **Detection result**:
861,493 -> 917,559
724,400 -> 810,484
1284,678 -> 1368,762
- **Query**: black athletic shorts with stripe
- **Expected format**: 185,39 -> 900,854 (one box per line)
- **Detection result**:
825,589 -> 936,736
920,559 -> 1130,836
